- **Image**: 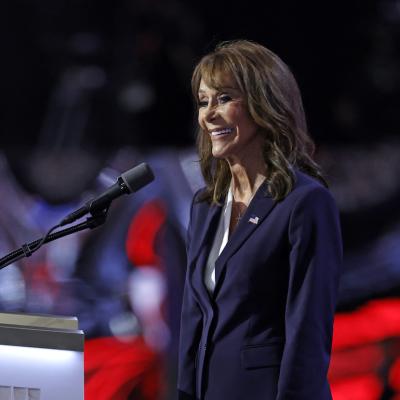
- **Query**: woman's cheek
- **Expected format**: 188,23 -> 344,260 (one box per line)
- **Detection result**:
198,112 -> 208,130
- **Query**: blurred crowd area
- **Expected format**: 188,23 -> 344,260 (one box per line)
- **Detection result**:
1,0 -> 400,399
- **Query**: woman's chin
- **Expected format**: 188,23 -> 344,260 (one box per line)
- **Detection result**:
211,146 -> 229,159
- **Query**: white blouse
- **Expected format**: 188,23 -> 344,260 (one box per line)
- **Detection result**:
204,187 -> 233,294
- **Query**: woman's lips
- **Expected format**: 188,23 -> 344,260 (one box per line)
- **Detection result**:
210,128 -> 234,137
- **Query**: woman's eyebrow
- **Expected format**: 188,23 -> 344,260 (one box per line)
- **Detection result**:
198,86 -> 238,95
219,86 -> 238,91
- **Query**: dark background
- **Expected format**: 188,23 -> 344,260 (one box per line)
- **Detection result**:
2,1 -> 399,149
1,1 -> 400,399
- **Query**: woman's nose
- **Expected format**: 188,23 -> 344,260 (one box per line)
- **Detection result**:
204,103 -> 218,122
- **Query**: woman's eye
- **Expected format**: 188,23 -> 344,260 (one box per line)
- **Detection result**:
218,95 -> 232,104
198,100 -> 208,108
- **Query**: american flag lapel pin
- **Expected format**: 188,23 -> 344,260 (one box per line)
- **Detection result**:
248,215 -> 259,225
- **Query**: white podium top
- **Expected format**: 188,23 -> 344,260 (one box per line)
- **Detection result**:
0,312 -> 78,330
0,312 -> 83,352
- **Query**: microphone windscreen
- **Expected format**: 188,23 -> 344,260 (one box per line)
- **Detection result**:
121,163 -> 154,193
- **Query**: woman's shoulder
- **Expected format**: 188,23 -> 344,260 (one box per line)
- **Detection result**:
280,169 -> 337,214
190,187 -> 207,207
193,187 -> 206,201
291,169 -> 332,198
282,169 -> 339,221
189,187 -> 213,214
190,170 -> 335,210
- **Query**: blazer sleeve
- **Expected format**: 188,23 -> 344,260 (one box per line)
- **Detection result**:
177,192 -> 203,400
276,186 -> 342,399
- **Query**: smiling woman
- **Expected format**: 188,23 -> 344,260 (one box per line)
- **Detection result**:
178,40 -> 343,400
197,78 -> 262,165
192,40 -> 326,205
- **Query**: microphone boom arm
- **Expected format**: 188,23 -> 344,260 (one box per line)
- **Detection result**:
0,211 -> 108,270
0,162 -> 154,270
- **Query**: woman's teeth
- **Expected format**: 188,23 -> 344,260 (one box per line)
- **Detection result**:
211,128 -> 233,136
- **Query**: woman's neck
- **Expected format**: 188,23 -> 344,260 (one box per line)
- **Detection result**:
227,159 -> 266,204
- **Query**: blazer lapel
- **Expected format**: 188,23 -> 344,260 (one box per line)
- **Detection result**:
188,201 -> 222,305
188,202 -> 222,267
213,182 -> 277,297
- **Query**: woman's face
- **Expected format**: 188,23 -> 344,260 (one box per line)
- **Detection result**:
197,76 -> 262,164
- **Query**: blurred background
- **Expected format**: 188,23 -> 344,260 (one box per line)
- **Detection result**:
1,0 -> 400,399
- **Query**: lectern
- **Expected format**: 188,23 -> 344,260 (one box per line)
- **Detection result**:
0,312 -> 84,400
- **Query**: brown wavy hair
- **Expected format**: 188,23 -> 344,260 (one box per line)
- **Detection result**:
191,40 -> 327,204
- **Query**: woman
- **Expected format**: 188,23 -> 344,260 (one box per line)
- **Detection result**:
178,40 -> 342,400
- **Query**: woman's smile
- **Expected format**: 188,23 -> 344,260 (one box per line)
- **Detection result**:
210,127 -> 234,137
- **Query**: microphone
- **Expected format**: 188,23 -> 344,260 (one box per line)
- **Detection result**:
60,163 -> 154,226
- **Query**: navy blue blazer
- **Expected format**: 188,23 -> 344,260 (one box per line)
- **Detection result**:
178,170 -> 342,400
